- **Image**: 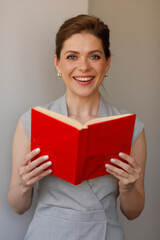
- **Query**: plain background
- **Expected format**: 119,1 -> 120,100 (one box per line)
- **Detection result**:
0,1 -> 88,239
89,0 -> 160,239
1,0 -> 160,239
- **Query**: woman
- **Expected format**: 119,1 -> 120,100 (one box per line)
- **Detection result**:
8,14 -> 146,239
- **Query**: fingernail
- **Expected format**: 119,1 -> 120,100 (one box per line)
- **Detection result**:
105,164 -> 110,168
47,161 -> 52,166
43,155 -> 49,160
110,158 -> 116,163
35,148 -> 40,153
119,152 -> 124,157
48,169 -> 52,173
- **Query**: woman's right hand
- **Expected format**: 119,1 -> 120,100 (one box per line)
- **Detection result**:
18,148 -> 52,192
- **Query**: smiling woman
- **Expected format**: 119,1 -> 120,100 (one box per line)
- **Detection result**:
54,32 -> 111,99
8,14 -> 146,240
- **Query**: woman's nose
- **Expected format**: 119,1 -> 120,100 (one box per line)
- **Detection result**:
78,57 -> 91,72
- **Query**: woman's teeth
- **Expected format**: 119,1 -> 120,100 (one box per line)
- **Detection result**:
73,77 -> 94,82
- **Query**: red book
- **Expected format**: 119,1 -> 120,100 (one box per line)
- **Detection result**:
31,107 -> 136,185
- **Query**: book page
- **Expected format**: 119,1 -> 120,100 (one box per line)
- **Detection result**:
34,106 -> 84,130
34,107 -> 132,130
84,113 -> 132,127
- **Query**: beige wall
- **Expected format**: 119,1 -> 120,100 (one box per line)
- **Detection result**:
89,0 -> 160,239
1,1 -> 160,239
0,1 -> 88,239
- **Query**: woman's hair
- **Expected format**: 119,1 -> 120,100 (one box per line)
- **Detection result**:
55,14 -> 111,60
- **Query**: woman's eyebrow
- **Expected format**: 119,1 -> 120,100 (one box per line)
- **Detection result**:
64,50 -> 103,55
64,50 -> 79,55
88,50 -> 103,55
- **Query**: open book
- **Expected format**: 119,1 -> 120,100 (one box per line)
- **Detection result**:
31,107 -> 136,185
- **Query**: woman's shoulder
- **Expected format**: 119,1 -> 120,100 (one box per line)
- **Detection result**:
100,95 -> 144,144
20,95 -> 66,140
100,95 -> 129,117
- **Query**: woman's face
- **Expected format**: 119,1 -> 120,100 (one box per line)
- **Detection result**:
54,32 -> 111,98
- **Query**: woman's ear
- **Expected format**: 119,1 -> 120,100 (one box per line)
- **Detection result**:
54,54 -> 61,73
107,56 -> 111,69
105,56 -> 111,75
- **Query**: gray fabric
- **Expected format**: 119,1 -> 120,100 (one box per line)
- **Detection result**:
21,94 -> 144,240
21,94 -> 144,144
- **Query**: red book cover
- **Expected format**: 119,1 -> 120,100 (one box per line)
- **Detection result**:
31,107 -> 136,185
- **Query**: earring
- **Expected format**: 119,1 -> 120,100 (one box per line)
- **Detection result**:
105,73 -> 108,78
57,72 -> 62,77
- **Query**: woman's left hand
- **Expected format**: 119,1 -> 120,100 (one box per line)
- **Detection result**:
105,152 -> 142,194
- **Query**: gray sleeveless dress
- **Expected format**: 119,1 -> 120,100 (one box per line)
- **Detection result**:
21,94 -> 144,240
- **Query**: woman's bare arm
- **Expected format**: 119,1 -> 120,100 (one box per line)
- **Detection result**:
105,129 -> 146,220
8,119 -> 52,214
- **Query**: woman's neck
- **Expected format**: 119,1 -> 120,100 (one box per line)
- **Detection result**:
66,90 -> 100,122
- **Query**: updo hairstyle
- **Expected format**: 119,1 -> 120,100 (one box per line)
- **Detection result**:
55,14 -> 111,60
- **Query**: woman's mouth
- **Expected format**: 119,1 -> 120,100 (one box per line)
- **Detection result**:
73,76 -> 95,82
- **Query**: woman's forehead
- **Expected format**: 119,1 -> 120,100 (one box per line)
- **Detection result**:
61,33 -> 104,53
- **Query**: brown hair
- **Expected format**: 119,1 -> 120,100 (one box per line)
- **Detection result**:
55,14 -> 111,60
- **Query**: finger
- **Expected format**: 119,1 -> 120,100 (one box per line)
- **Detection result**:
23,148 -> 41,166
106,165 -> 137,186
119,152 -> 138,168
110,158 -> 135,175
26,160 -> 52,180
105,163 -> 129,179
26,155 -> 50,172
25,169 -> 52,186
105,166 -> 128,184
19,154 -> 51,182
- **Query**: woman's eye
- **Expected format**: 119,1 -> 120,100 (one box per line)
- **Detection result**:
90,55 -> 100,60
67,55 -> 77,60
